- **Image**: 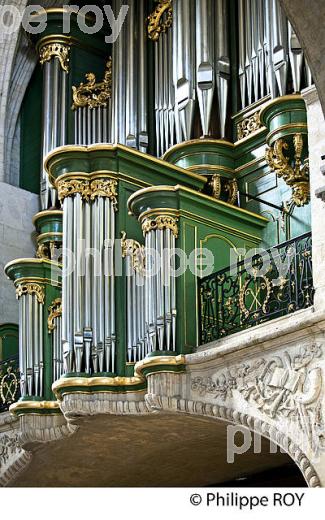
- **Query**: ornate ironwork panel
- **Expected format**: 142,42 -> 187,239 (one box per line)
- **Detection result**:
198,232 -> 314,344
0,356 -> 20,413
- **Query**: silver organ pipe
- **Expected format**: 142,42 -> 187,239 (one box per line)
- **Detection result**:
215,0 -> 230,139
143,220 -> 178,353
60,181 -> 117,374
122,236 -> 146,363
196,0 -> 214,138
16,286 -> 44,397
40,51 -> 69,210
238,0 -> 312,109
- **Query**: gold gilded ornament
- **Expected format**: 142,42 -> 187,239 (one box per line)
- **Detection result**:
39,43 -> 70,73
148,0 -> 173,41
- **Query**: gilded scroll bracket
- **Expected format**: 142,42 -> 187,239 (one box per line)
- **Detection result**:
266,133 -> 310,207
72,58 -> 112,110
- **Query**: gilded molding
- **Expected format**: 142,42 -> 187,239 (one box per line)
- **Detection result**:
57,178 -> 118,208
148,0 -> 173,41
142,215 -> 179,238
39,42 -> 70,73
16,283 -> 45,305
72,58 -> 112,110
237,110 -> 262,140
266,133 -> 310,206
48,298 -> 62,333
135,354 -> 186,378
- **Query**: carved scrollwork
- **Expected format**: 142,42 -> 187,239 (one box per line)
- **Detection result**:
0,367 -> 19,406
237,111 -> 262,140
209,175 -> 238,205
16,283 -> 45,304
72,58 -> 112,110
57,178 -> 118,209
121,232 -> 145,273
89,179 -> 118,209
57,179 -> 91,202
147,0 -> 173,41
142,215 -> 179,238
48,298 -> 62,333
265,133 -> 310,206
239,274 -> 272,319
191,344 -> 324,452
39,43 -> 70,73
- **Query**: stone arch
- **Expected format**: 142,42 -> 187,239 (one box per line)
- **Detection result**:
146,392 -> 321,487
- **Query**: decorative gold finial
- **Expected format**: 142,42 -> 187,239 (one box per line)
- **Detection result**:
39,42 -> 70,73
147,0 -> 173,41
265,133 -> 310,206
72,58 -> 112,110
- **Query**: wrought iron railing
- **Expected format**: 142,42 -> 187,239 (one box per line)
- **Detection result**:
198,232 -> 313,344
0,355 -> 20,413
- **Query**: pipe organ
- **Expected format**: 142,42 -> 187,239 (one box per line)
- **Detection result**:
5,3 -> 313,412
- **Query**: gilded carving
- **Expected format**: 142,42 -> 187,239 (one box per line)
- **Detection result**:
16,283 -> 45,305
121,232 -> 145,273
48,299 -> 62,333
142,215 -> 179,238
148,0 -> 173,41
237,111 -> 262,140
209,175 -> 238,205
57,178 -> 118,208
89,179 -> 118,209
72,58 -> 112,110
57,179 -> 91,203
39,43 -> 70,73
265,133 -> 310,206
239,274 -> 272,319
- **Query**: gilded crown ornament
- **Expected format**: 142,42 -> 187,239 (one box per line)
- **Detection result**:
39,43 -> 70,73
57,178 -> 118,209
142,215 -> 179,238
265,133 -> 310,207
16,284 -> 45,305
72,58 -> 112,110
148,0 -> 173,41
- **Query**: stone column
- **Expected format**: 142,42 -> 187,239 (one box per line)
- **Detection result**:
302,85 -> 325,312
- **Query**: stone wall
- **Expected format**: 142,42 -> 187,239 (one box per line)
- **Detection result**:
0,183 -> 39,324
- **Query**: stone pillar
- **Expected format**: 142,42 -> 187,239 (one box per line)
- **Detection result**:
302,85 -> 325,312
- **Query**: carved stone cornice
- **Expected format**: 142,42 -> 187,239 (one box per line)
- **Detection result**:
57,178 -> 118,209
16,283 -> 45,305
141,215 -> 179,238
72,58 -> 112,110
147,0 -> 173,41
265,133 -> 310,206
39,42 -> 70,73
48,299 -> 62,333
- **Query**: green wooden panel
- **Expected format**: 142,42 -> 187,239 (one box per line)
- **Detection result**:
20,65 -> 43,194
0,324 -> 19,361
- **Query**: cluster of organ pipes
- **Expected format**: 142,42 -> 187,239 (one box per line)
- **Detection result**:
17,288 -> 44,397
52,313 -> 63,382
60,186 -> 116,374
122,236 -> 147,363
74,106 -> 111,145
41,58 -> 68,210
144,224 -> 177,353
238,0 -> 313,109
38,0 -> 314,198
